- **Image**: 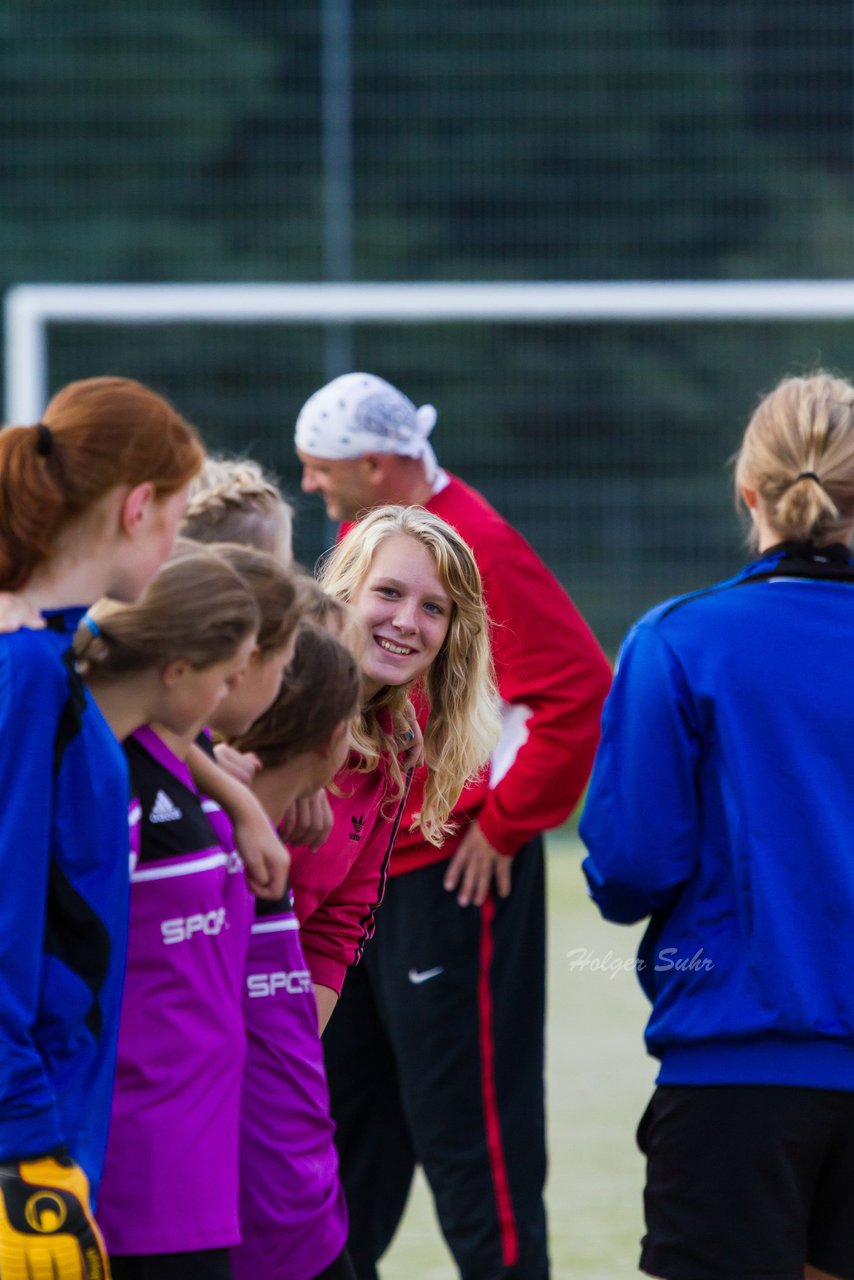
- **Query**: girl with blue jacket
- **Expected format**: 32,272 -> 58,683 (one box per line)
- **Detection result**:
0,377 -> 204,1280
581,373 -> 854,1280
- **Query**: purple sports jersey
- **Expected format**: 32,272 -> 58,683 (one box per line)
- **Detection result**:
98,726 -> 253,1255
231,895 -> 348,1280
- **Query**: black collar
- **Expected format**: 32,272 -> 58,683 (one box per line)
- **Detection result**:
763,540 -> 852,564
750,541 -> 854,584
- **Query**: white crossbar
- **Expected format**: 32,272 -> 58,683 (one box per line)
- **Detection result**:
6,280 -> 854,423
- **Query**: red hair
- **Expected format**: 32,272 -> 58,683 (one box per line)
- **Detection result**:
0,376 -> 205,589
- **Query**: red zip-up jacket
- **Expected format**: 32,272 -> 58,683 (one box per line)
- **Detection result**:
345,472 -> 611,871
287,733 -> 410,994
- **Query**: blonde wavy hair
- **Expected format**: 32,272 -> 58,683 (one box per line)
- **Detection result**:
735,372 -> 854,548
319,504 -> 500,845
182,456 -> 293,560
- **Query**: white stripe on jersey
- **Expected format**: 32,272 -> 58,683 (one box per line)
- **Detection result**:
251,916 -> 300,935
131,851 -> 229,883
201,798 -> 223,814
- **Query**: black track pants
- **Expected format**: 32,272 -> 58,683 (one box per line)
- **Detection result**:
324,837 -> 549,1280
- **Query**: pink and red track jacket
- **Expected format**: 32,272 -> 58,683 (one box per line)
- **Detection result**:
287,739 -> 410,994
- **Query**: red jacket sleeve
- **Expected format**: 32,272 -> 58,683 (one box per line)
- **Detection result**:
430,479 -> 612,856
475,522 -> 612,854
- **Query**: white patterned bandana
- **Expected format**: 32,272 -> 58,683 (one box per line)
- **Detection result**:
294,373 -> 439,481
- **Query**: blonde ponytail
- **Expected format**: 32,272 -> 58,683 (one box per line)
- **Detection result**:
735,373 -> 854,546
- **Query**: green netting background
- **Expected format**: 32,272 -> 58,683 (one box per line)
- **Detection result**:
5,0 -> 854,648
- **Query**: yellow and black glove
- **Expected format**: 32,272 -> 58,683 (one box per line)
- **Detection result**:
0,1151 -> 110,1279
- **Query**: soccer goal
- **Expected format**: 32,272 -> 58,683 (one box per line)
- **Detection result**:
8,279 -> 854,424
7,279 -> 854,647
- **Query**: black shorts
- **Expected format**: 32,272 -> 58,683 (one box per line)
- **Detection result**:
637,1084 -> 854,1280
110,1249 -> 232,1280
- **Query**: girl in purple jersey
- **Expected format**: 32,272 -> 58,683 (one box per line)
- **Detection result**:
84,545 -> 303,1280
223,626 -> 362,1280
167,549 -> 361,1280
75,547 -> 261,1280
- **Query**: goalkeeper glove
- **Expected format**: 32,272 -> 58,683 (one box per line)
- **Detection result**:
0,1150 -> 110,1279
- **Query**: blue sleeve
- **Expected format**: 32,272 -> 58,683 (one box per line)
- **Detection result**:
0,639 -> 64,1160
579,622 -> 701,924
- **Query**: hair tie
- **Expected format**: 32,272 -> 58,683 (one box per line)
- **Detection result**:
81,613 -> 102,638
35,423 -> 53,458
797,471 -> 822,485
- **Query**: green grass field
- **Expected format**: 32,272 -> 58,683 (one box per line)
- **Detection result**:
381,836 -> 657,1279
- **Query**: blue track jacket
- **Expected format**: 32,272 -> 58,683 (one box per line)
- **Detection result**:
581,543 -> 854,1089
0,610 -> 129,1193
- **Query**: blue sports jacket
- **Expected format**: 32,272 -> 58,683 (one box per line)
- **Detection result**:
0,609 -> 129,1193
581,543 -> 854,1089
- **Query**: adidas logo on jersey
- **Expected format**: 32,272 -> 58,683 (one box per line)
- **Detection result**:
349,813 -> 365,842
149,790 -> 182,824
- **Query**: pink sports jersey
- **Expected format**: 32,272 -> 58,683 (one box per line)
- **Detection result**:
231,893 -> 348,1280
98,726 -> 253,1255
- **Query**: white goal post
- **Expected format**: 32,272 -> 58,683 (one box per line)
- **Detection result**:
7,280 -> 854,424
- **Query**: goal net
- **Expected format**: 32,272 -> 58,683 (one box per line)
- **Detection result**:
7,280 -> 854,648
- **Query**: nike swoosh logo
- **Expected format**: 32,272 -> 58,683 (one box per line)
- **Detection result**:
408,966 -> 445,985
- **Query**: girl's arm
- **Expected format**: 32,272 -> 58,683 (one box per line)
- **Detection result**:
312,984 -> 338,1035
186,743 -> 289,900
